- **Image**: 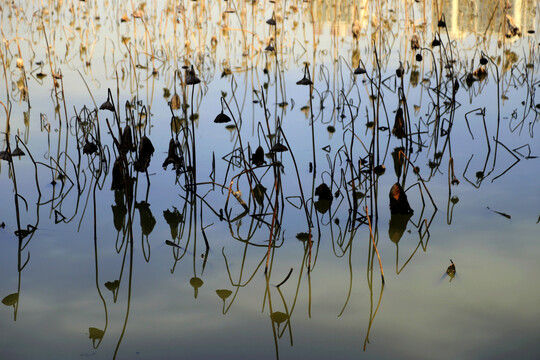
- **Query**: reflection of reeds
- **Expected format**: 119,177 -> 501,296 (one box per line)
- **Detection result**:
1,1 -> 539,357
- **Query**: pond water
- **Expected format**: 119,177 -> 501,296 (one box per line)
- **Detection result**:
1,0 -> 539,359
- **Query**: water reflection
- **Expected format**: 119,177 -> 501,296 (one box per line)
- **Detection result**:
1,0 -> 539,359
441,0 -> 537,37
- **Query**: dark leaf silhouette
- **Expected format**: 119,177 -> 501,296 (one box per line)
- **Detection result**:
270,143 -> 288,153
296,232 -> 310,242
11,146 -> 25,156
135,201 -> 156,236
214,111 -> 232,123
83,141 -> 98,155
120,125 -> 136,153
253,183 -> 267,207
392,108 -> 406,138
185,65 -> 201,85
163,207 -> 183,239
162,139 -> 184,173
389,183 -> 413,214
134,136 -> 155,172
104,280 -> 119,292
112,191 -> 127,231
251,146 -> 266,166
111,158 -> 126,191
315,183 -> 333,214
388,213 -> 413,244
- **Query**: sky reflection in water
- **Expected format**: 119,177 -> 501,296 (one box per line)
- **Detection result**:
1,0 -> 540,359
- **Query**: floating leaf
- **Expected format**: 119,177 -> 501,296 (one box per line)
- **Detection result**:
89,327 -> 104,341
446,260 -> 456,279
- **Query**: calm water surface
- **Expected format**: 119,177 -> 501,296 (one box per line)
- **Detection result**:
1,0 -> 539,359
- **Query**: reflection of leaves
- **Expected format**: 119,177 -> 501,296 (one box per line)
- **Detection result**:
296,232 -> 310,241
270,311 -> 288,325
104,280 -> 119,292
89,327 -> 104,339
253,184 -> 267,207
389,183 -> 413,214
135,202 -> 156,235
111,158 -> 126,191
112,191 -> 127,232
190,277 -> 204,298
163,207 -> 183,239
216,289 -> 232,300
391,147 -> 405,178
315,183 -> 332,201
315,183 -> 333,214
388,213 -> 413,244
2,293 -> 19,306
315,199 -> 331,214
251,146 -> 265,166
171,117 -> 185,134
171,93 -> 181,110
14,225 -> 37,240
133,136 -> 155,172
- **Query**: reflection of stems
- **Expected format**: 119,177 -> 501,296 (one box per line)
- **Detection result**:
366,206 -> 384,284
113,226 -> 133,359
91,176 -> 108,348
265,272 -> 280,360
363,279 -> 384,351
